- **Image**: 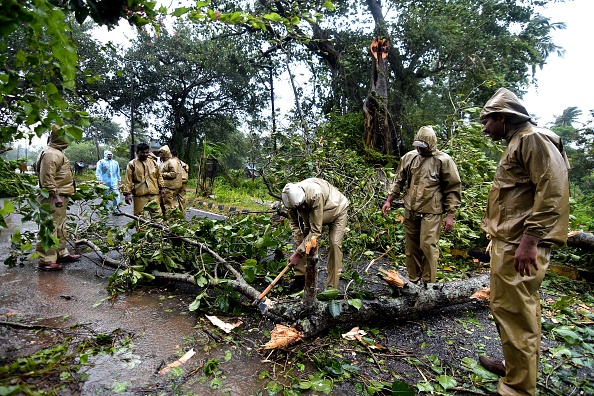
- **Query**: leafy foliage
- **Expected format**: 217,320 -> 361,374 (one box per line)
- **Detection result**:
0,329 -> 136,395
0,158 -> 37,198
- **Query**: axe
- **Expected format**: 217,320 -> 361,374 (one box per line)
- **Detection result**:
252,262 -> 292,313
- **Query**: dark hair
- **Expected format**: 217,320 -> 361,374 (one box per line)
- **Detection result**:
171,149 -> 178,156
136,142 -> 150,152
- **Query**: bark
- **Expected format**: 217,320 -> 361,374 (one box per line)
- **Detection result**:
364,38 -> 392,155
303,251 -> 319,309
567,231 -> 594,250
271,274 -> 491,337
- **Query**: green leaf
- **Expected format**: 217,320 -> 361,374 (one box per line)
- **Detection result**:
262,12 -> 282,22
391,380 -> 416,395
299,380 -> 312,389
311,378 -> 333,394
436,375 -> 457,389
347,299 -> 362,310
210,377 -> 221,389
112,381 -> 128,393
203,359 -> 219,375
189,294 -> 203,311
317,288 -> 339,301
328,300 -> 342,317
0,200 -> 15,216
171,7 -> 191,17
323,1 -> 336,11
416,380 -> 434,392
553,326 -> 583,345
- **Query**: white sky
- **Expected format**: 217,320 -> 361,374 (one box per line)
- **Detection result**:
523,0 -> 594,126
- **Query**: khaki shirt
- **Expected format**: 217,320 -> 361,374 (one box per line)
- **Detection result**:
161,158 -> 183,190
36,146 -> 75,196
481,124 -> 570,247
388,150 -> 461,215
123,158 -> 164,197
287,178 -> 349,256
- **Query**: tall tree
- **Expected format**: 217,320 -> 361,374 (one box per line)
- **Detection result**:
215,0 -> 565,154
100,23 -> 265,171
554,106 -> 582,127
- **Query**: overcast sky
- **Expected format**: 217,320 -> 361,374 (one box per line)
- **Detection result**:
523,0 -> 594,126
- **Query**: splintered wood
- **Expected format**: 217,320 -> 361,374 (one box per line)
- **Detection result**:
158,349 -> 196,374
470,287 -> 490,301
305,236 -> 317,254
378,269 -> 405,288
262,324 -> 302,349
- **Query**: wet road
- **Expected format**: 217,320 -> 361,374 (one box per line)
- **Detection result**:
0,201 -> 267,395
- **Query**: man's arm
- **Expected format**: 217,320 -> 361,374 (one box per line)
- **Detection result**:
515,234 -> 539,276
515,133 -> 569,276
123,162 -> 134,204
440,157 -> 462,232
382,154 -> 410,216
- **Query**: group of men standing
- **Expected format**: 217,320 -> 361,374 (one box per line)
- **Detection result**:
34,139 -> 189,271
282,88 -> 569,396
94,143 -> 189,218
35,88 -> 569,396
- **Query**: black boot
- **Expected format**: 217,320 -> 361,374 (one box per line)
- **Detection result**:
284,276 -> 305,293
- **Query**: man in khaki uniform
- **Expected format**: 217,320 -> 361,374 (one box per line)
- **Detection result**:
478,88 -> 570,396
282,178 -> 349,291
123,143 -> 165,217
158,145 -> 183,213
382,126 -> 461,284
35,125 -> 81,271
171,149 -> 189,212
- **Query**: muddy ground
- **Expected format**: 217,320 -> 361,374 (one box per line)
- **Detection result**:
0,204 -> 590,395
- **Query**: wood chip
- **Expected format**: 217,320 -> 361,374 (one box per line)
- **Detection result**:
158,349 -> 195,374
470,287 -> 490,301
205,315 -> 242,333
262,324 -> 302,349
378,269 -> 405,288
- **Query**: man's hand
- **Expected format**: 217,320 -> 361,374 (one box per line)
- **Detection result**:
50,193 -> 63,208
443,214 -> 455,233
514,234 -> 540,276
381,198 -> 393,216
289,251 -> 302,267
124,194 -> 132,205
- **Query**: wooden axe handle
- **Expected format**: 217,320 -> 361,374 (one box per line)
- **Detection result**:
257,263 -> 291,300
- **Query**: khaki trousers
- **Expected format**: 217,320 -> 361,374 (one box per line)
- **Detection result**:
178,185 -> 186,212
294,209 -> 348,289
403,210 -> 442,283
490,238 -> 549,396
132,195 -> 162,218
162,188 -> 180,212
36,195 -> 70,264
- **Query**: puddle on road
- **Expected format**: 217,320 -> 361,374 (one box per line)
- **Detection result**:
1,261 -> 269,395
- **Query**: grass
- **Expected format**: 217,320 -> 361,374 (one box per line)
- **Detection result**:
75,170 -> 273,213
188,176 -> 273,213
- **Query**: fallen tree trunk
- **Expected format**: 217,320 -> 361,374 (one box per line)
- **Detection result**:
270,274 -> 491,337
76,215 -> 492,338
567,231 -> 594,250
78,236 -> 491,337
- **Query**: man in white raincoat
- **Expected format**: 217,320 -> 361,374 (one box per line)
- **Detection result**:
95,150 -> 122,215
